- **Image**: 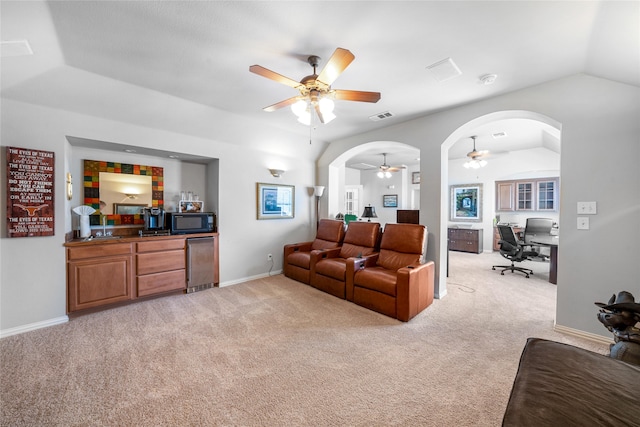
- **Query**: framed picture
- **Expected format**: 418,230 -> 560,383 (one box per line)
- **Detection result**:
113,203 -> 147,215
383,194 -> 398,208
179,200 -> 203,213
412,172 -> 421,184
450,184 -> 483,222
257,183 -> 295,220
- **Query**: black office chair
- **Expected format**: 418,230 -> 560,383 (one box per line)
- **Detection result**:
492,225 -> 538,278
524,218 -> 554,260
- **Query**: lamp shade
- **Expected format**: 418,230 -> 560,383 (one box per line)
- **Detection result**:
361,205 -> 377,222
313,186 -> 325,197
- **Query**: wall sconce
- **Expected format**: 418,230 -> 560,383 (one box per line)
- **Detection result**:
269,169 -> 285,178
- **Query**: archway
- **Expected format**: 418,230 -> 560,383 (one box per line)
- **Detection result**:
324,140 -> 420,221
438,110 -> 561,297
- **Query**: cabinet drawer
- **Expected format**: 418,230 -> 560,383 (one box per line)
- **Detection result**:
137,250 -> 185,275
136,239 -> 185,253
137,269 -> 186,297
67,243 -> 132,261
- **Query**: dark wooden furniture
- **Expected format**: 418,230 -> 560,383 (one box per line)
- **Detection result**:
65,233 -> 219,313
448,228 -> 483,254
397,209 -> 419,224
530,235 -> 559,284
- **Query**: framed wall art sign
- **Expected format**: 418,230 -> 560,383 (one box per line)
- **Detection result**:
383,194 -> 398,208
257,182 -> 294,220
450,184 -> 483,222
6,146 -> 55,237
412,172 -> 421,184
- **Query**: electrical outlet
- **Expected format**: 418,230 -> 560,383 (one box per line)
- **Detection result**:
577,217 -> 589,230
267,253 -> 273,261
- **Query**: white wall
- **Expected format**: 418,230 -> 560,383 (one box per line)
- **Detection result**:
0,96 -> 321,335
318,74 -> 640,338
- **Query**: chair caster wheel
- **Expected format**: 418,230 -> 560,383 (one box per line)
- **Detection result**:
501,272 -> 505,275
525,275 -> 530,278
492,267 -> 496,270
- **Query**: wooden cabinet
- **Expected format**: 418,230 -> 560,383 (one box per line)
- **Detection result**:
448,228 -> 483,254
496,177 -> 559,212
67,243 -> 133,312
136,238 -> 186,297
65,233 -> 218,314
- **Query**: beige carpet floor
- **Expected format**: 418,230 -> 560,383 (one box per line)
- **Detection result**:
1,251 -> 608,426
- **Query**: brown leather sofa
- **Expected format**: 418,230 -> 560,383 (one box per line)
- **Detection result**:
283,219 -> 345,284
349,223 -> 434,321
310,221 -> 381,299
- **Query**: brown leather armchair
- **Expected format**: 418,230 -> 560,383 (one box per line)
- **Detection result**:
311,221 -> 381,299
349,223 -> 434,321
283,219 -> 346,285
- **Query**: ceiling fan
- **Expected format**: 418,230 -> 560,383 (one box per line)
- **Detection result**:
249,48 -> 381,124
377,153 -> 406,178
464,136 -> 489,168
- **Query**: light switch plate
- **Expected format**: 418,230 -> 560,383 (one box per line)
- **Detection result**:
577,201 -> 597,215
577,217 -> 589,230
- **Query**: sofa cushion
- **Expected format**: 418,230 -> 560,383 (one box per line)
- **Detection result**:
310,219 -> 345,250
315,257 -> 347,281
353,266 -> 398,297
378,249 -> 422,272
311,239 -> 342,251
287,251 -> 311,269
339,222 -> 380,259
377,224 -> 425,271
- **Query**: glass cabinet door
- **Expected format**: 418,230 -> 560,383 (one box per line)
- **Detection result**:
537,180 -> 556,210
516,182 -> 534,210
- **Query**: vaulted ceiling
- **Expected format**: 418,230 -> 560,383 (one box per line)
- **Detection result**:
2,1 -> 638,166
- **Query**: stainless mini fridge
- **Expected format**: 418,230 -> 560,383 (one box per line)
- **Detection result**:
186,236 -> 215,293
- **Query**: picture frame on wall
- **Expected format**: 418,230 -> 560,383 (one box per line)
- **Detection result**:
383,194 -> 398,208
257,182 -> 295,219
412,172 -> 421,184
450,184 -> 483,222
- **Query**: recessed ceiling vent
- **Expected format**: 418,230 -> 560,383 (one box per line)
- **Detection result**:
492,131 -> 508,139
427,57 -> 462,82
369,111 -> 395,122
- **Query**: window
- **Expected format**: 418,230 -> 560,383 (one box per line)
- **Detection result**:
344,185 -> 362,216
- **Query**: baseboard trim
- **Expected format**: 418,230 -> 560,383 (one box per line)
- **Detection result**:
554,323 -> 613,345
219,269 -> 283,287
1,315 -> 69,339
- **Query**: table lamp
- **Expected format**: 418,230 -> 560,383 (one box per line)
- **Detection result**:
361,205 -> 377,222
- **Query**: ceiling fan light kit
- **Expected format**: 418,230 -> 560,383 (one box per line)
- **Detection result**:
250,48 -> 380,126
463,135 -> 489,169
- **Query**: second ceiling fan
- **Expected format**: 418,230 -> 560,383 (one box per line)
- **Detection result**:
249,48 -> 381,125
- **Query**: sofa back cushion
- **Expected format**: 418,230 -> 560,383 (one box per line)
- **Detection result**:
377,224 -> 426,271
311,219 -> 346,250
339,222 -> 381,259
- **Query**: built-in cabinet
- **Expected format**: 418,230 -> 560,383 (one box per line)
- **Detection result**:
495,177 -> 559,212
65,233 -> 218,313
448,228 -> 483,254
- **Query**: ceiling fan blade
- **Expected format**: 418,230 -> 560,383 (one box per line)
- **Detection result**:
314,104 -> 326,124
388,166 -> 407,172
316,48 -> 355,86
263,96 -> 300,112
249,65 -> 303,90
333,89 -> 381,103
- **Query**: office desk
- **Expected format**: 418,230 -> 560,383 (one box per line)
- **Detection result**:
531,236 -> 559,284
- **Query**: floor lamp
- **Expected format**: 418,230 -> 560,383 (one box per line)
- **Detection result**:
313,186 -> 325,228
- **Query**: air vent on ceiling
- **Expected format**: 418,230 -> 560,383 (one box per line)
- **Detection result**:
1,40 -> 33,58
369,111 -> 395,122
426,57 -> 462,82
492,131 -> 508,139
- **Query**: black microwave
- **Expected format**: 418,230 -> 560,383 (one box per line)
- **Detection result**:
166,212 -> 216,234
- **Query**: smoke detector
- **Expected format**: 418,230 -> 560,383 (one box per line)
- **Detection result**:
479,74 -> 498,85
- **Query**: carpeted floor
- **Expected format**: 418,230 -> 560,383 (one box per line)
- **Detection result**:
0,251 -> 607,426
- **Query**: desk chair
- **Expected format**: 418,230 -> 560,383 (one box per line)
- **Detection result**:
492,225 -> 538,278
524,218 -> 554,260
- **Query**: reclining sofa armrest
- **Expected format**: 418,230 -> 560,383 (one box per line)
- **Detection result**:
345,254 -> 379,301
396,261 -> 435,322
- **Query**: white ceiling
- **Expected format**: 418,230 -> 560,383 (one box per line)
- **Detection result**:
1,1 -> 638,167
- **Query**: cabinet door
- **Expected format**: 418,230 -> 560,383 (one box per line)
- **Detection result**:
68,256 -> 132,312
516,182 -> 534,210
496,182 -> 515,211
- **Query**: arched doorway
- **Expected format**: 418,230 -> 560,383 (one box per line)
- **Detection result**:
439,110 -> 562,296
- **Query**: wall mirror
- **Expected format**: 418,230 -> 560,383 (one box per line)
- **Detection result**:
83,160 -> 163,226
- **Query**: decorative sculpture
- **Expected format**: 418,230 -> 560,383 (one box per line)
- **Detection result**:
595,291 -> 640,366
